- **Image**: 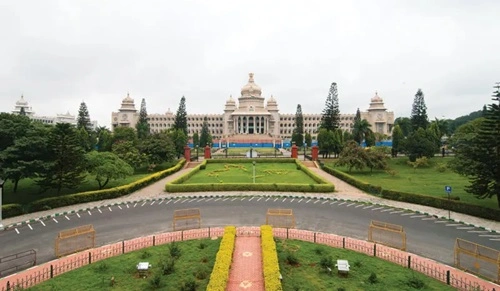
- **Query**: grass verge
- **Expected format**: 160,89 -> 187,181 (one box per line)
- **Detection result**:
27,238 -> 220,291
277,239 -> 455,291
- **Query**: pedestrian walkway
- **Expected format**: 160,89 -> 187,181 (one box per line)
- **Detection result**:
227,236 -> 264,291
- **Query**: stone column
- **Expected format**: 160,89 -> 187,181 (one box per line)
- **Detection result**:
184,145 -> 191,161
291,143 -> 298,159
204,145 -> 211,159
311,145 -> 319,161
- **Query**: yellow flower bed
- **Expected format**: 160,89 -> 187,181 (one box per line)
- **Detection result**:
261,225 -> 283,291
206,226 -> 236,291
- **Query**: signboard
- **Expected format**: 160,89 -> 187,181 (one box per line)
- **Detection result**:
445,185 -> 452,194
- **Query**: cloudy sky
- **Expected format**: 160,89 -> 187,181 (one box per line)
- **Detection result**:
1,0 -> 499,128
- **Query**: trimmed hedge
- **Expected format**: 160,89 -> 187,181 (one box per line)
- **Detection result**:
381,189 -> 500,222
166,159 -> 335,193
322,165 -> 382,195
29,159 -> 186,213
206,226 -> 236,291
261,225 -> 283,291
1,203 -> 24,219
323,165 -> 500,222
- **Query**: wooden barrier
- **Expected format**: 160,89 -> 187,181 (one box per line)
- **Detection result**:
368,220 -> 406,251
266,208 -> 295,229
173,208 -> 201,231
55,225 -> 95,258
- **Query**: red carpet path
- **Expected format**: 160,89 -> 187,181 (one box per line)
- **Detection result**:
227,236 -> 265,291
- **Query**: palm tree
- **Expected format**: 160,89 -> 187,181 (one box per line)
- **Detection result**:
352,119 -> 373,145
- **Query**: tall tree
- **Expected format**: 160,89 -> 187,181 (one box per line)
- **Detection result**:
192,131 -> 200,147
451,83 -> 500,207
96,126 -> 113,152
320,82 -> 340,131
173,96 -> 188,135
86,151 -> 133,189
37,123 -> 86,193
292,104 -> 304,147
136,98 -> 150,139
199,117 -> 212,148
410,89 -> 429,131
167,129 -> 188,159
394,117 -> 412,137
352,119 -> 372,145
77,101 -> 93,132
0,123 -> 50,192
304,132 -> 312,148
391,124 -> 404,157
140,132 -> 176,165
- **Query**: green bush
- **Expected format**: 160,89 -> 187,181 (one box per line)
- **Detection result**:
1,203 -> 24,219
29,159 -> 185,212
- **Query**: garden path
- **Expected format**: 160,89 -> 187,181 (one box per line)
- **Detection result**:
227,236 -> 264,291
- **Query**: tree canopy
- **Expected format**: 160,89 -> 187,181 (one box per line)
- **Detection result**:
410,89 -> 429,131
174,96 -> 188,135
320,82 -> 340,131
136,98 -> 150,139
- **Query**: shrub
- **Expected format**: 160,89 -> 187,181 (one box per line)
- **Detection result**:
95,262 -> 108,273
261,225 -> 283,291
149,274 -> 162,289
435,163 -> 447,172
406,274 -> 425,289
1,204 -> 24,219
160,258 -> 175,275
206,226 -> 236,291
180,278 -> 197,291
169,242 -> 181,259
140,250 -> 151,259
199,242 -> 207,249
368,272 -> 378,284
319,256 -> 334,269
194,266 -> 209,279
285,252 -> 299,266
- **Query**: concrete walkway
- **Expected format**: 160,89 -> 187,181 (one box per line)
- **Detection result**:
3,163 -> 500,233
227,237 -> 264,291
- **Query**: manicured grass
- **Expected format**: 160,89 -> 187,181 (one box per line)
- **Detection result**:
277,239 -> 454,291
185,163 -> 319,184
28,238 -> 221,291
2,162 -> 175,206
326,157 -> 498,210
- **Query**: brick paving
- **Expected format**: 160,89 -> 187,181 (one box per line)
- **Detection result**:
227,236 -> 265,291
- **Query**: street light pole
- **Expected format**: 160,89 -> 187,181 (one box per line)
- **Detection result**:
196,145 -> 199,161
0,179 -> 5,230
253,161 -> 256,184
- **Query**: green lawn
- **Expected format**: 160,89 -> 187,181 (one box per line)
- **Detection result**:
213,147 -> 282,156
2,162 -> 175,206
27,238 -> 220,291
277,239 -> 454,291
326,157 -> 498,210
185,163 -> 318,184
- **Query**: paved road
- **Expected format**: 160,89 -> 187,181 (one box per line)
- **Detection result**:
1,195 -> 499,271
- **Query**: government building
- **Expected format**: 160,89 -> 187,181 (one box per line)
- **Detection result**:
11,95 -> 98,128
111,73 -> 394,144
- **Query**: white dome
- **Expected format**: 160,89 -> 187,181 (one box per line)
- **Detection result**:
241,73 -> 262,97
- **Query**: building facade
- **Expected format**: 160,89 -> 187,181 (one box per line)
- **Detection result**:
111,73 -> 394,139
11,95 -> 98,128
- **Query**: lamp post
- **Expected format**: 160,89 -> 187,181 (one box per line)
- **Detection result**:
252,161 -> 256,184
303,138 -> 307,161
0,179 -> 5,230
250,146 -> 253,158
196,145 -> 199,161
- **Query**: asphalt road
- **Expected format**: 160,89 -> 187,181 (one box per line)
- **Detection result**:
1,195 -> 499,272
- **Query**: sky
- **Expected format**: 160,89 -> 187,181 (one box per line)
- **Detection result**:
1,0 -> 499,128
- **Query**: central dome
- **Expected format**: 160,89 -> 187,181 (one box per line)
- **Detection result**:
241,73 -> 262,98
